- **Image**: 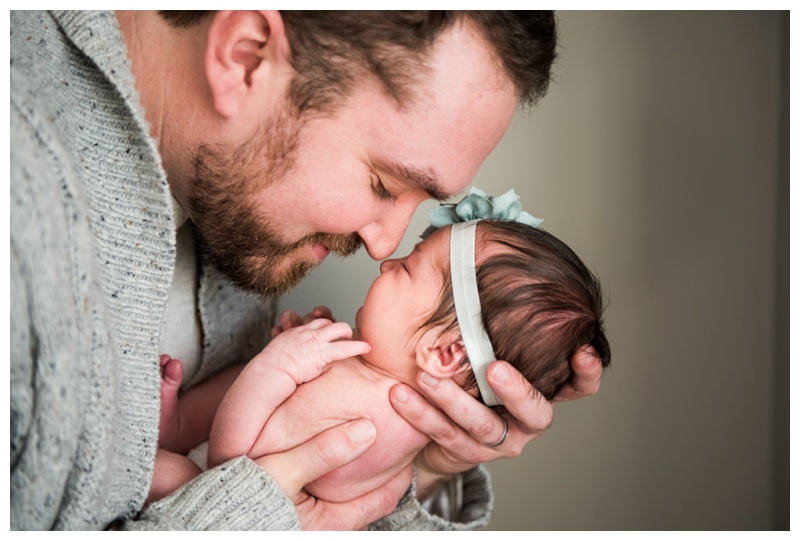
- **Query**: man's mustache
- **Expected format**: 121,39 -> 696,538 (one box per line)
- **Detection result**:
292,231 -> 363,258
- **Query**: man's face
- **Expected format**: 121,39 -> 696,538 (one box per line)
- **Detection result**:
188,109 -> 363,297
188,21 -> 518,297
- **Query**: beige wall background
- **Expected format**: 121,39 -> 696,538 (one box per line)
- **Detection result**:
282,11 -> 789,530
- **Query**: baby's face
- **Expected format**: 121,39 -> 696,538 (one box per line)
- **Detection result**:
354,226 -> 451,382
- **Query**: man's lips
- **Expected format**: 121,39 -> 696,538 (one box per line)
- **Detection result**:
311,243 -> 330,260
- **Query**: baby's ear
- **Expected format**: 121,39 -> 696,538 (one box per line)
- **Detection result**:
416,329 -> 468,378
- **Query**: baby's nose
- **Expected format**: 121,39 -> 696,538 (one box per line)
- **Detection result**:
379,259 -> 396,273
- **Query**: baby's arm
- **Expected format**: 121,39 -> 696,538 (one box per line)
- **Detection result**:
208,319 -> 369,468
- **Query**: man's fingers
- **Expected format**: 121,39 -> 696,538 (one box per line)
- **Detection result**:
391,362 -> 555,471
571,346 -> 603,393
415,373 -> 504,447
390,382 -> 480,468
554,346 -> 603,402
255,419 -> 376,498
391,382 -> 460,443
487,361 -> 553,436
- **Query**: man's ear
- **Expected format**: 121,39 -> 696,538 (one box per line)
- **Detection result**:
416,329 -> 470,379
204,10 -> 292,119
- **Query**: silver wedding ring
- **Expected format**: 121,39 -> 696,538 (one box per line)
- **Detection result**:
482,416 -> 508,448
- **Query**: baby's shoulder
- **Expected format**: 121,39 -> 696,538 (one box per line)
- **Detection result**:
302,358 -> 398,415
256,359 -> 400,455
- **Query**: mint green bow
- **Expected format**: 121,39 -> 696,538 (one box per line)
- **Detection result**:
422,187 -> 543,238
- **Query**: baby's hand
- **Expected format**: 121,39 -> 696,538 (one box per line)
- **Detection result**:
259,318 -> 368,386
208,318 -> 371,468
271,306 -> 336,338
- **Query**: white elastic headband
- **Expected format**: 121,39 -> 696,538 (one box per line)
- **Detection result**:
450,221 -> 502,406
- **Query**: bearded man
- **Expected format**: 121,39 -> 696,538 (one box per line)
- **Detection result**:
10,10 -> 603,530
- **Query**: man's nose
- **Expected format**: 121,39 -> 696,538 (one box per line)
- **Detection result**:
358,222 -> 405,261
358,202 -> 419,261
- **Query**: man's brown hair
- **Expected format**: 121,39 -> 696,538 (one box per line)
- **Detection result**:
159,11 -> 557,113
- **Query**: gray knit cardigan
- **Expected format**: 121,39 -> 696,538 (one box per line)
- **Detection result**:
10,10 -> 492,530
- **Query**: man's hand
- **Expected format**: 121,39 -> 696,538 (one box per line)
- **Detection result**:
389,347 -> 604,497
552,346 -> 603,401
254,419 -> 411,530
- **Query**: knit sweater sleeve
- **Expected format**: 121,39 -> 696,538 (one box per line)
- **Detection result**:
122,457 -> 300,530
371,466 -> 493,530
127,461 -> 490,531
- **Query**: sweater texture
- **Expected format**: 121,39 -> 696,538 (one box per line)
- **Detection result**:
10,10 -> 491,530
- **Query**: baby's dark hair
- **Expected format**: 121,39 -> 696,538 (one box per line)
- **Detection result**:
423,220 -> 610,401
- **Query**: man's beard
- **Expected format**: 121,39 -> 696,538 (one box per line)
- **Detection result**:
186,112 -> 361,298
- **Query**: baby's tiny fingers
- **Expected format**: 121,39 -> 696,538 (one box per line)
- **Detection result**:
312,306 -> 334,321
329,340 -> 371,360
300,317 -> 334,330
278,310 -> 303,330
315,320 -> 354,341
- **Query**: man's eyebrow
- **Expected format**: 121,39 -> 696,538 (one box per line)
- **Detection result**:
380,159 -> 451,202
